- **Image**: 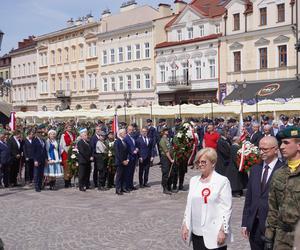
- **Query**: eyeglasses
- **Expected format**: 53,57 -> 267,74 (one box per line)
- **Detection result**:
259,146 -> 276,152
195,160 -> 208,166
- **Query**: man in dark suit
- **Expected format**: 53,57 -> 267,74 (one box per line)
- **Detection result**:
77,128 -> 93,192
32,125 -> 48,192
7,130 -> 22,186
23,129 -> 35,184
250,123 -> 263,147
124,125 -> 138,191
89,125 -> 102,188
114,129 -> 129,195
241,136 -> 283,250
0,130 -> 10,188
279,115 -> 290,131
136,127 -> 155,188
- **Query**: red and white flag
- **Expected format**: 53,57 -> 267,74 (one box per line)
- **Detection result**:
9,111 -> 16,131
112,113 -> 118,136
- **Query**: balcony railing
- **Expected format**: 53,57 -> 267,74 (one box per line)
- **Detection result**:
167,75 -> 191,90
55,90 -> 71,98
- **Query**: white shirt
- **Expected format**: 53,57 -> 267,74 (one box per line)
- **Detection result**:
262,157 -> 278,183
14,136 -> 20,148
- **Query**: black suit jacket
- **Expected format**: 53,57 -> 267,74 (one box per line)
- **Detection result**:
77,139 -> 92,164
242,160 -> 283,232
250,131 -> 263,147
23,138 -> 34,160
32,137 -> 47,165
7,136 -> 22,159
0,141 -> 10,165
114,138 -> 129,166
89,134 -> 99,156
136,136 -> 155,160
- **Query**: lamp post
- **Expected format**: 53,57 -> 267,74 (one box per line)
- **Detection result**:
150,101 -> 153,120
123,86 -> 132,123
0,30 -> 4,51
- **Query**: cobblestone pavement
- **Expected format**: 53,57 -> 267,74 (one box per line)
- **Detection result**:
0,163 -> 250,250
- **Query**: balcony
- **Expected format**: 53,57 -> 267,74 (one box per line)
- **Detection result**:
55,90 -> 71,98
167,75 -> 191,90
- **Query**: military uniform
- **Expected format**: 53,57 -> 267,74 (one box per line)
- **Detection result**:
265,127 -> 300,250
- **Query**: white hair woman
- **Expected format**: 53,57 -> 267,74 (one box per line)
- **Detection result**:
182,148 -> 233,250
44,129 -> 63,190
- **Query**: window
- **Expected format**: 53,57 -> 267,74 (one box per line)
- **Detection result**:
51,50 -> 55,64
80,76 -> 85,90
127,75 -> 132,90
182,62 -> 188,81
28,87 -> 31,99
135,44 -> 141,60
103,78 -> 108,92
233,52 -> 241,72
79,45 -> 84,59
88,74 -> 92,89
260,8 -> 267,26
58,49 -> 62,64
278,45 -> 287,67
103,50 -> 108,65
171,64 -> 177,80
195,61 -> 201,79
118,47 -> 123,62
135,74 -> 141,89
119,76 -> 124,90
215,24 -> 220,34
199,25 -> 204,37
188,27 -> 193,39
127,46 -> 132,61
65,47 -> 69,62
209,59 -> 216,78
233,13 -> 240,31
259,48 -> 268,69
144,74 -> 151,89
177,30 -> 182,41
111,77 -> 116,91
59,78 -> 63,90
33,62 -> 36,74
23,64 -> 26,76
93,73 -> 97,89
88,43 -> 97,57
110,49 -> 115,63
160,65 -> 165,82
144,43 -> 150,58
277,4 -> 285,22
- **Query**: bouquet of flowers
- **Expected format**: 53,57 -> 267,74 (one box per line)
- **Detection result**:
67,142 -> 79,177
106,140 -> 116,174
172,122 -> 196,164
236,141 -> 260,172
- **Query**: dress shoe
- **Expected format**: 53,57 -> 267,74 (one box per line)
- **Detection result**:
122,189 -> 130,193
35,189 -> 41,192
131,186 -> 138,191
143,184 -> 151,188
139,185 -> 145,188
98,186 -> 108,191
116,190 -> 124,195
163,189 -> 172,195
172,189 -> 179,193
79,187 -> 86,192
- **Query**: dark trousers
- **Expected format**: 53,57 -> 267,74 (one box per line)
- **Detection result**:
2,164 -> 9,187
139,157 -> 150,186
9,158 -> 20,185
172,162 -> 187,188
161,155 -> 173,190
107,166 -> 116,188
94,154 -> 107,187
34,165 -> 44,191
79,163 -> 91,189
25,159 -> 34,183
192,234 -> 227,250
249,218 -> 265,250
125,159 -> 136,189
115,164 -> 126,192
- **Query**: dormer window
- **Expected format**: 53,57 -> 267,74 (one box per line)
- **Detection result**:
260,7 -> 267,26
233,13 -> 240,31
177,30 -> 182,41
199,25 -> 204,37
188,27 -> 193,39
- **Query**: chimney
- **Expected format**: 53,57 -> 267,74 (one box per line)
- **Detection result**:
102,8 -> 111,18
67,18 -> 74,27
86,14 -> 94,23
174,0 -> 187,14
75,17 -> 83,25
158,3 -> 172,17
120,0 -> 137,12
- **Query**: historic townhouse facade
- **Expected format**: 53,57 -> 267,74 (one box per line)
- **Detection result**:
220,0 -> 298,97
155,0 -> 226,105
35,15 -> 99,111
10,37 -> 38,111
97,2 -> 173,109
0,54 -> 11,103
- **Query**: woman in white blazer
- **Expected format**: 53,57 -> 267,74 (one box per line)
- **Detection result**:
182,148 -> 233,250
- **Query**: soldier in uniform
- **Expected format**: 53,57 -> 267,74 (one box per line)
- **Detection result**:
159,127 -> 175,195
264,126 -> 300,250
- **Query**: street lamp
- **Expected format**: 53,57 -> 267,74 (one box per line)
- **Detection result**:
234,80 -> 247,119
0,30 -> 4,51
123,86 -> 132,123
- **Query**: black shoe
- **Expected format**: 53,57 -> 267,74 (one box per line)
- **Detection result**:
116,190 -> 123,195
172,189 -> 179,193
98,186 -> 108,191
35,189 -> 41,192
163,189 -> 172,195
131,186 -> 138,191
144,184 -> 151,188
122,189 -> 130,193
139,185 -> 145,188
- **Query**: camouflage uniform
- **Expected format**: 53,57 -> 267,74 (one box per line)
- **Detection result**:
265,163 -> 300,250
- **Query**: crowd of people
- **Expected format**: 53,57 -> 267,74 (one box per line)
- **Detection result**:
0,113 -> 300,249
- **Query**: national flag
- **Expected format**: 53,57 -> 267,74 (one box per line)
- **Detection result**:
112,113 -> 118,136
9,111 -> 16,131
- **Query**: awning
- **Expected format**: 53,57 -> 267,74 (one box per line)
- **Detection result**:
224,79 -> 300,103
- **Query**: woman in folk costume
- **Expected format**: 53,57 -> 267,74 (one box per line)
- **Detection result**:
60,124 -> 76,188
44,130 -> 63,190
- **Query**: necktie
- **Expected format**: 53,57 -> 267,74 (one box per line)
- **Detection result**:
144,137 -> 148,146
261,165 -> 269,191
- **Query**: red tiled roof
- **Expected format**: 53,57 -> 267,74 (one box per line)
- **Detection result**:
165,0 -> 228,29
155,33 -> 221,49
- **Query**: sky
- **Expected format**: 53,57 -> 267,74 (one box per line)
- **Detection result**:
0,0 -> 173,56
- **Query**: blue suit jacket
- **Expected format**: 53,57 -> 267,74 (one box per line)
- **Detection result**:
32,137 -> 47,165
242,159 -> 283,232
0,141 -> 10,165
114,138 -> 129,166
136,136 -> 155,160
124,134 -> 137,161
89,134 -> 99,156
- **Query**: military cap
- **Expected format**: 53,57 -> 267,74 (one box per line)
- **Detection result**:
175,117 -> 182,123
276,126 -> 300,140
201,118 -> 208,123
193,118 -> 199,123
37,124 -> 46,130
281,115 -> 289,121
262,116 -> 269,121
158,118 -> 166,123
243,116 -> 252,122
146,119 -> 152,123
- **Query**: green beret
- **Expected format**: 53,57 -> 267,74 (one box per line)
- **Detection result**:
276,126 -> 300,140
37,124 -> 46,130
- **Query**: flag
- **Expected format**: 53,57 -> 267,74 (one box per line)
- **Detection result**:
112,113 -> 118,136
9,111 -> 16,131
